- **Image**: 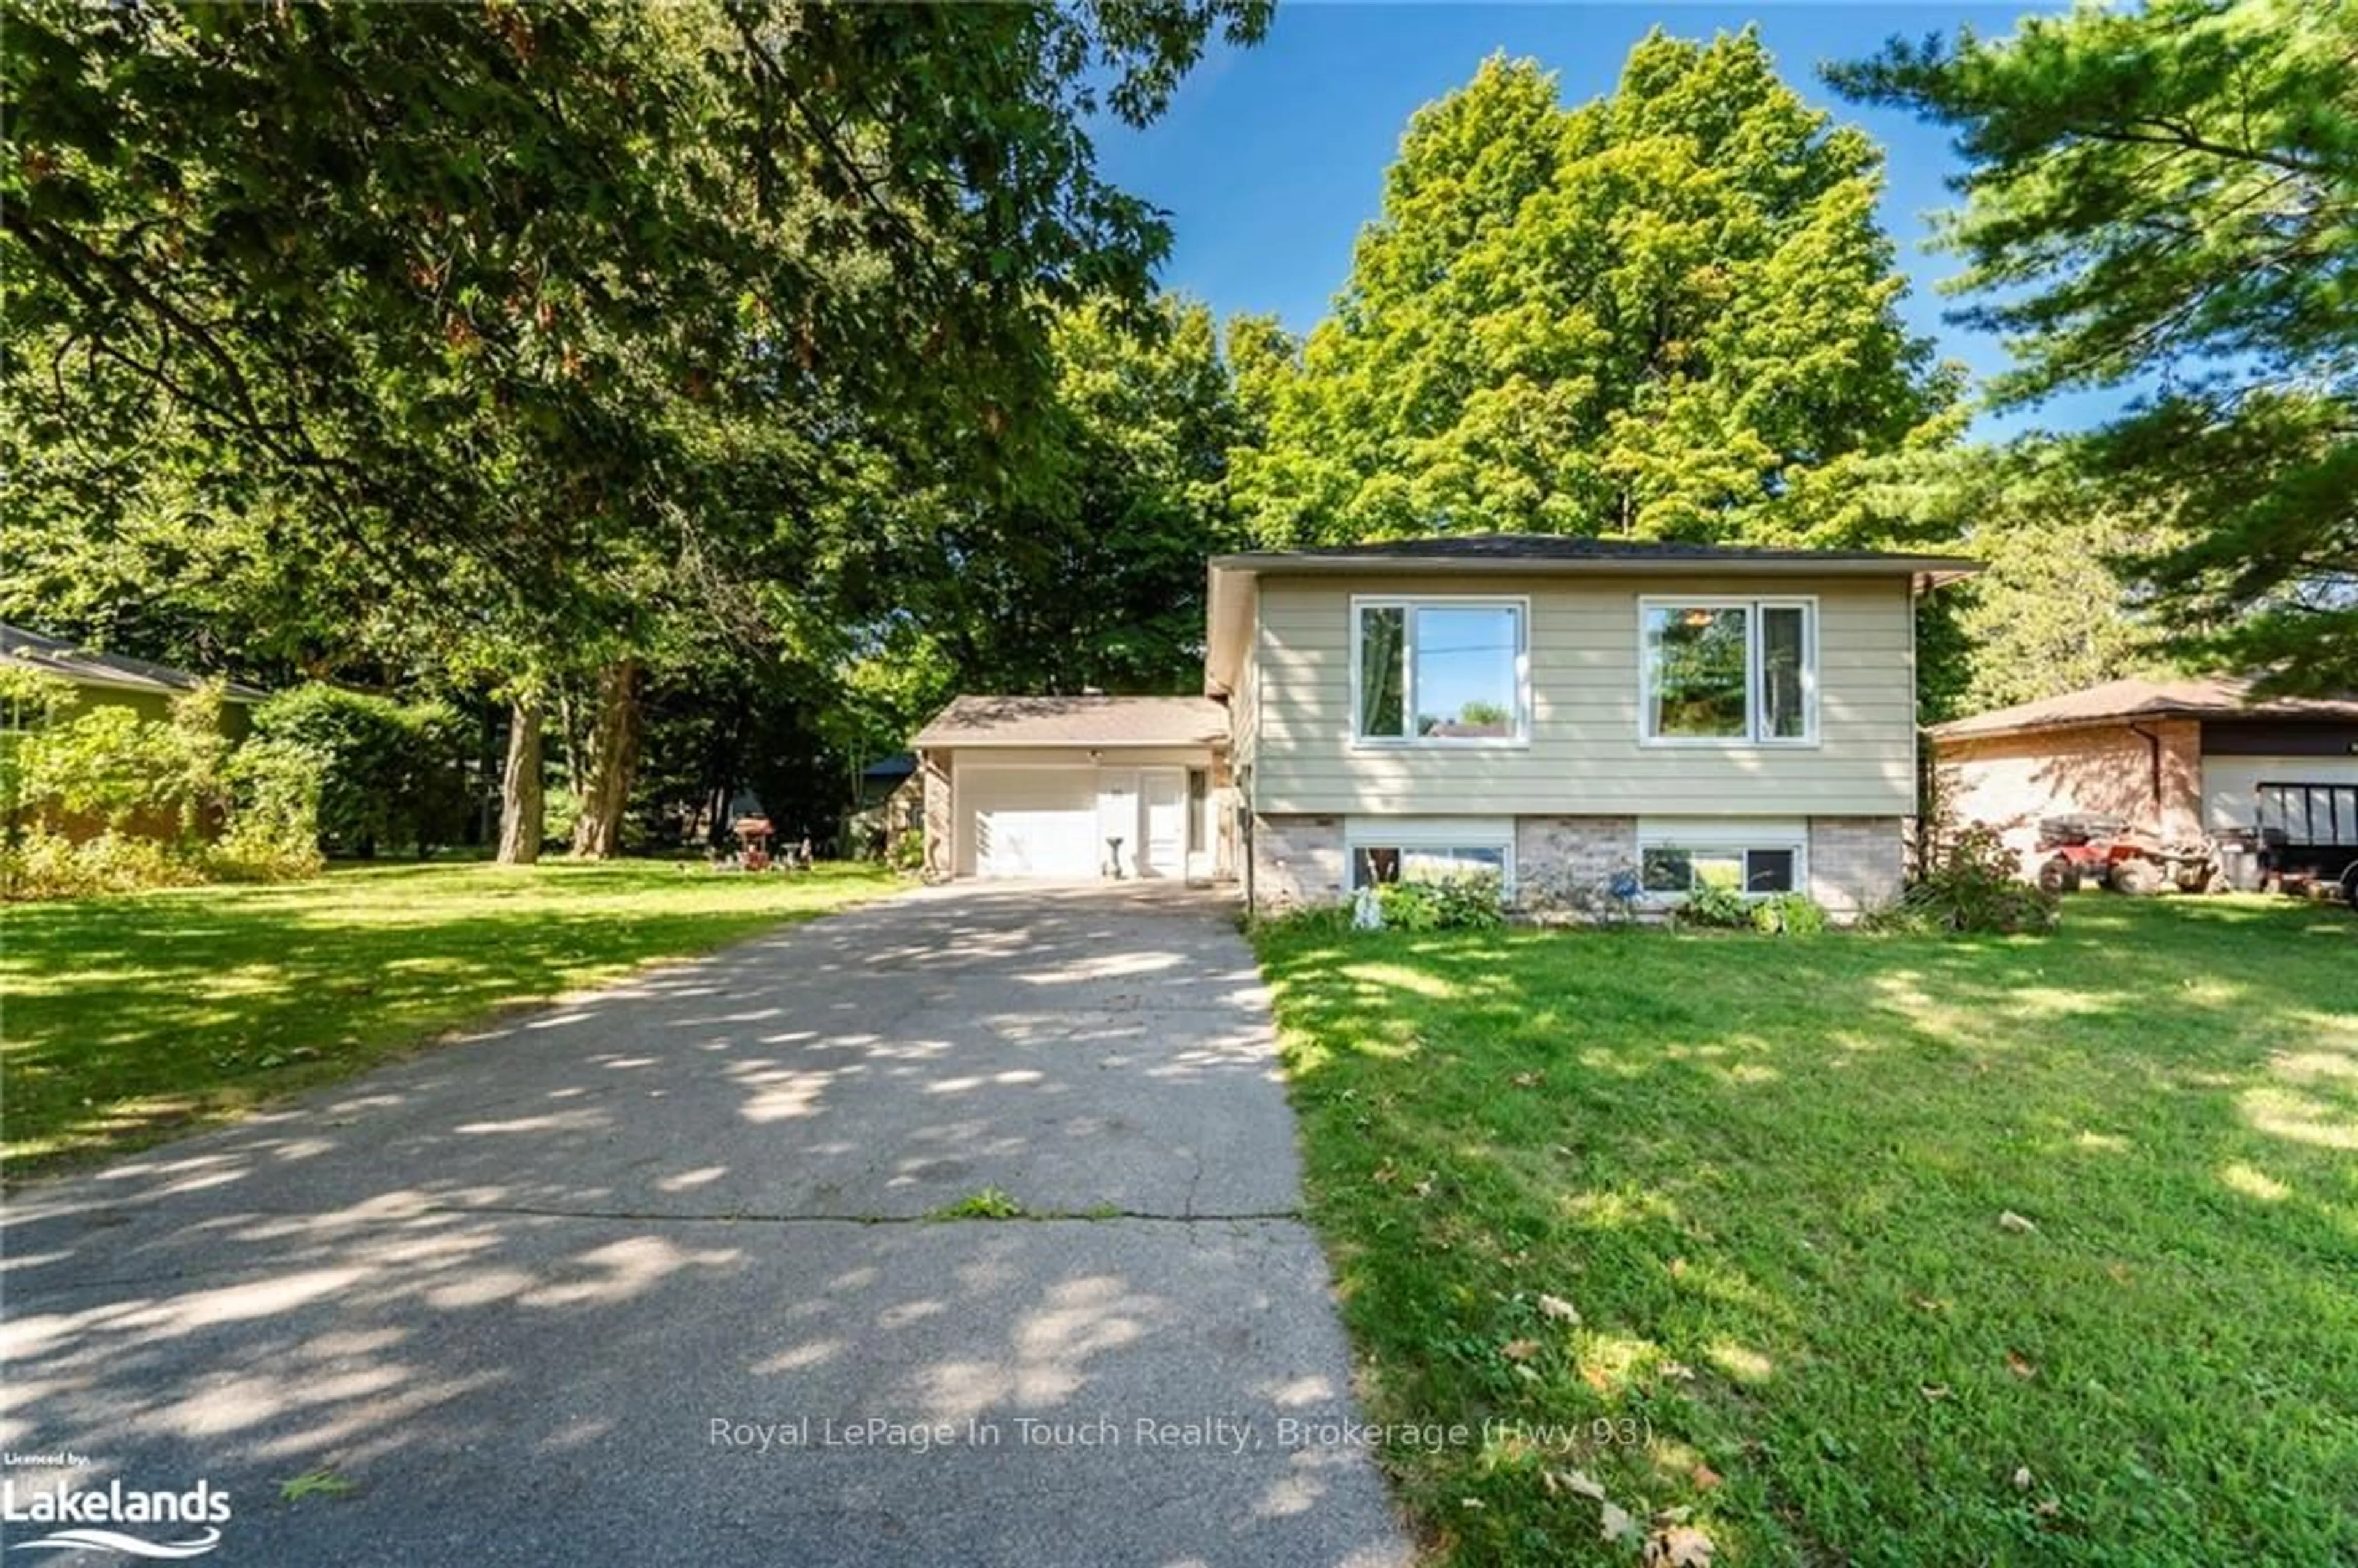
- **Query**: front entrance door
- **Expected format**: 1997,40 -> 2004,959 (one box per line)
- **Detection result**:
1138,768 -> 1186,879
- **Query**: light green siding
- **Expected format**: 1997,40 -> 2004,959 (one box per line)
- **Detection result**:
1246,571 -> 1916,816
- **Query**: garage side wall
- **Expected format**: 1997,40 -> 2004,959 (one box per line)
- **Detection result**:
921,751 -> 954,883
1935,720 -> 2201,873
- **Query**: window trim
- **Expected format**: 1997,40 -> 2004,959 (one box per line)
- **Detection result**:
1349,594 -> 1532,751
1635,820 -> 1808,902
1344,816 -> 1517,894
1636,595 -> 1819,749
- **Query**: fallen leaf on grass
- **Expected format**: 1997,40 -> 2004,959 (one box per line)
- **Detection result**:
2012,1467 -> 2033,1491
1667,1257 -> 1689,1279
1537,1292 -> 1581,1324
1511,1071 -> 1544,1089
1690,1464 -> 1722,1491
1920,1384 -> 1952,1400
1501,1338 -> 1541,1362
1907,1293 -> 1948,1314
2006,1349 -> 2037,1380
1998,1210 -> 2038,1234
1659,1360 -> 1696,1382
1599,1501 -> 1641,1544
2106,1262 -> 2133,1285
1541,1469 -> 1606,1502
1643,1522 -> 1716,1566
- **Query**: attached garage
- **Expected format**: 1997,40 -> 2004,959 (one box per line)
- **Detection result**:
913,696 -> 1235,886
957,764 -> 1099,879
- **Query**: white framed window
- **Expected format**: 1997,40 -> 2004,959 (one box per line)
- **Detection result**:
1352,596 -> 1530,747
1345,817 -> 1516,893
1636,818 -> 1806,899
1638,597 -> 1816,746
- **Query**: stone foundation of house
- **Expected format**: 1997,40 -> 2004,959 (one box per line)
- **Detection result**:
1248,812 -> 1907,923
1512,816 -> 1641,918
1247,814 -> 1345,911
1805,815 -> 1907,917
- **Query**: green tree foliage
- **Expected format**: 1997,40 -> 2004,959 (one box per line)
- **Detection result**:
887,296 -> 1253,695
1832,0 -> 2358,692
251,686 -> 473,856
1234,33 -> 1963,548
4,1 -> 1267,855
1879,443 -> 2184,720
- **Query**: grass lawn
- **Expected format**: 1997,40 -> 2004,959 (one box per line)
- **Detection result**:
1,859 -> 895,1176
1256,896 -> 2357,1566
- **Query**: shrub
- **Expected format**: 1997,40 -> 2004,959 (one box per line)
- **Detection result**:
1375,880 -> 1445,931
0,828 -> 205,900
888,831 -> 926,873
12,691 -> 229,841
1751,890 -> 1829,936
1675,879 -> 1754,929
210,739 -> 327,881
251,684 -> 473,856
1880,822 -> 2058,936
1374,871 -> 1506,932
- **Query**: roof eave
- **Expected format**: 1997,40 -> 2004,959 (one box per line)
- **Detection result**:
913,735 -> 1228,750
1206,552 -> 1980,587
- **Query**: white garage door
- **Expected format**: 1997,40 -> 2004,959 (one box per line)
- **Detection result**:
2204,756 -> 2358,834
962,768 -> 1100,879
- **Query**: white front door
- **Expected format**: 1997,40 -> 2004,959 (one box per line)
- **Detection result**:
1138,769 -> 1186,879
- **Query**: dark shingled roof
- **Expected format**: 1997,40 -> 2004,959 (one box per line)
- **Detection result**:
1,623 -> 270,702
1221,532 -> 1974,568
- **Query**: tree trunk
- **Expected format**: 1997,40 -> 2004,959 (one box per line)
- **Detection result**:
570,658 -> 644,859
496,695 -> 545,866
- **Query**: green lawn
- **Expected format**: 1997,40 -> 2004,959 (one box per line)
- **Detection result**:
1,859 -> 895,1176
1256,897 -> 2357,1567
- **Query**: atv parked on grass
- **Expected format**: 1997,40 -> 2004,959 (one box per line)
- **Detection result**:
2034,814 -> 2224,896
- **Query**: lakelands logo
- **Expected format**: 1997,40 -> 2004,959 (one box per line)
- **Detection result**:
1,1477 -> 230,1559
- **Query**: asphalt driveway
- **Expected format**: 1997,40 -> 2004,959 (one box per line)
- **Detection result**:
1,883 -> 1411,1566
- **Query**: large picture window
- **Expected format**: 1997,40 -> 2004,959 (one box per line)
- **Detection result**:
1641,599 -> 1815,744
1355,599 -> 1527,743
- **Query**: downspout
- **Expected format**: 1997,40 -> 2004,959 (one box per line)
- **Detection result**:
2126,721 -> 2165,829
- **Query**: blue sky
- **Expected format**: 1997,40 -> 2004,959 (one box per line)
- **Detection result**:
1093,1 -> 2117,439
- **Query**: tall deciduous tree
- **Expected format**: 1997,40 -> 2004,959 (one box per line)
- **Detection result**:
4,0 -> 1269,858
1233,33 -> 1963,548
1831,0 -> 2358,693
887,296 -> 1253,696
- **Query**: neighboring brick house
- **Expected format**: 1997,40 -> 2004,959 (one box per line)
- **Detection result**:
915,535 -> 1979,922
1928,675 -> 2358,890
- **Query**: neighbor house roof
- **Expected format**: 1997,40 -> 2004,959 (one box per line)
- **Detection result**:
1204,532 -> 1980,697
0,623 -> 270,703
862,752 -> 917,781
913,694 -> 1228,750
1930,674 -> 2358,742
